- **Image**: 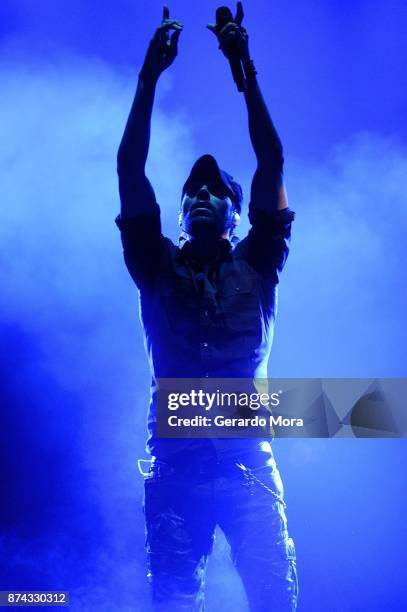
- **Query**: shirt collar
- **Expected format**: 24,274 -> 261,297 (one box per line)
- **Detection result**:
177,238 -> 233,264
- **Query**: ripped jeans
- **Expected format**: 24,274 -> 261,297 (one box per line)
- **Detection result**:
142,449 -> 298,611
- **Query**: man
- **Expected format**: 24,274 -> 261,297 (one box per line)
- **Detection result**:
116,4 -> 298,610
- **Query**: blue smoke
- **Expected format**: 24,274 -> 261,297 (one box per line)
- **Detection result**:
1,1 -> 407,608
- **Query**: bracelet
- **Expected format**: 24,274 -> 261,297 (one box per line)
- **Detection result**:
243,59 -> 258,82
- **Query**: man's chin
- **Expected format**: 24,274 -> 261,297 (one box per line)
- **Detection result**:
186,218 -> 222,240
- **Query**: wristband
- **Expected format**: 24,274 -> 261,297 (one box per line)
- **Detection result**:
243,59 -> 258,83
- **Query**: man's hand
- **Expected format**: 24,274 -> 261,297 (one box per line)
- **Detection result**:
207,2 -> 250,64
140,6 -> 183,82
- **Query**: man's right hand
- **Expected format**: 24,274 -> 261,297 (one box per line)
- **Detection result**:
140,6 -> 183,83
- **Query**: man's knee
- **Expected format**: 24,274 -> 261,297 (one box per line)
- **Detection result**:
144,485 -> 213,611
147,550 -> 207,612
235,535 -> 299,612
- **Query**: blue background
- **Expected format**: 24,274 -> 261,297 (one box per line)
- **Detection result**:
1,0 -> 406,610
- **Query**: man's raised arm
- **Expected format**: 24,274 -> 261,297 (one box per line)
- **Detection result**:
243,65 -> 288,214
207,3 -> 293,281
117,7 -> 183,217
207,2 -> 288,214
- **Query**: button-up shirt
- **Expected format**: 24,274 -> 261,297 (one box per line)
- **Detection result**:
116,203 -> 294,459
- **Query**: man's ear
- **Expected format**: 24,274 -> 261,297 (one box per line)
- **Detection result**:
232,210 -> 241,228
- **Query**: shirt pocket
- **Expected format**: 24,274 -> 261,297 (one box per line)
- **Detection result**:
158,276 -> 199,332
218,274 -> 261,335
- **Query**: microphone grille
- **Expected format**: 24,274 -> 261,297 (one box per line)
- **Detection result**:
215,6 -> 233,26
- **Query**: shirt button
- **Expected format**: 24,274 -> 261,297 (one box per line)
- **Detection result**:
202,341 -> 208,348
236,287 -> 240,291
204,372 -> 209,378
204,310 -> 209,316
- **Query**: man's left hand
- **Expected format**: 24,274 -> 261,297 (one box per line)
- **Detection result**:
207,2 -> 250,63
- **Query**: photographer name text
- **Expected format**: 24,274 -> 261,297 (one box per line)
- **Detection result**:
167,415 -> 304,428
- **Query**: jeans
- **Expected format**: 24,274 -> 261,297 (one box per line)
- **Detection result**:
142,451 -> 298,611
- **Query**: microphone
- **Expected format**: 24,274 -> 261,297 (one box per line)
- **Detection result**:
215,6 -> 246,92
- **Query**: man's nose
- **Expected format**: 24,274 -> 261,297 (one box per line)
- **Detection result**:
197,185 -> 210,200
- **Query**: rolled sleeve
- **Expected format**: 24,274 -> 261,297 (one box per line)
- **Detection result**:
115,204 -> 164,288
247,205 -> 295,282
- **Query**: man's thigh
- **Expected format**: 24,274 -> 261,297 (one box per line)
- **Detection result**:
217,462 -> 299,612
143,471 -> 216,611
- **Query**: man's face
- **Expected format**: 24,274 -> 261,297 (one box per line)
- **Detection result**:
181,180 -> 235,239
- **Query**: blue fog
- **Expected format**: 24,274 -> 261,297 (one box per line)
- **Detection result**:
1,0 -> 407,610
